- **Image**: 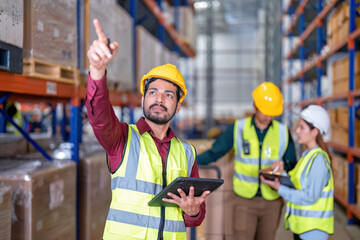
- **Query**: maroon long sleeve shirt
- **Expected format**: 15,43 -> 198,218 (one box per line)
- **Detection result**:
85,73 -> 205,227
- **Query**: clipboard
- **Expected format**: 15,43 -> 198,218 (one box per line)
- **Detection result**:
259,171 -> 295,188
148,177 -> 224,207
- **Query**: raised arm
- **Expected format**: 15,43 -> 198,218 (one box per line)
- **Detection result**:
87,19 -> 119,80
85,19 -> 126,161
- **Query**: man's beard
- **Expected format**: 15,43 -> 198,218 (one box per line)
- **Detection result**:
143,103 -> 177,125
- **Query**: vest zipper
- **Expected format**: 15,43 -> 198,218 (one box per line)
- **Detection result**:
157,141 -> 171,240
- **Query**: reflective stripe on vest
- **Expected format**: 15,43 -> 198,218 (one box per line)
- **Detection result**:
284,147 -> 334,235
233,117 -> 289,200
103,124 -> 196,240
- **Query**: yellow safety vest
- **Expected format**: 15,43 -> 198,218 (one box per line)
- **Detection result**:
233,117 -> 289,200
103,124 -> 196,240
285,147 -> 334,235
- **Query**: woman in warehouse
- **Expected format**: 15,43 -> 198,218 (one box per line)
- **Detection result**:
261,105 -> 334,240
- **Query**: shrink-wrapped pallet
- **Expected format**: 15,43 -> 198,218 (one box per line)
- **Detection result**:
0,0 -> 23,48
80,151 -> 111,240
0,186 -> 12,240
88,0 -> 133,90
24,0 -> 78,67
15,138 -> 109,240
27,133 -> 61,153
136,25 -> 164,89
0,133 -> 27,158
0,160 -> 76,240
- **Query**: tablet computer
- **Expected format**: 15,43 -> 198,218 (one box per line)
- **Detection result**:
259,171 -> 295,188
148,177 -> 224,207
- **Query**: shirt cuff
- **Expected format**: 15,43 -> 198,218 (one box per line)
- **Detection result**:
183,210 -> 202,222
87,71 -> 108,97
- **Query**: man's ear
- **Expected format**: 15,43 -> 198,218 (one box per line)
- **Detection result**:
175,102 -> 181,114
141,96 -> 144,108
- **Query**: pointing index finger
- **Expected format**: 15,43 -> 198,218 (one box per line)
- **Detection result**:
93,19 -> 107,42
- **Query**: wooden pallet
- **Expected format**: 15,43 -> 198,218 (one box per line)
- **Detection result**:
23,58 -> 79,84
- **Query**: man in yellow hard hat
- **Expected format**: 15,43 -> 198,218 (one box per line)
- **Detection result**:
85,19 -> 209,240
197,82 -> 297,240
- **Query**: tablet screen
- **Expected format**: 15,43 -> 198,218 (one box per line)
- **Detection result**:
148,177 -> 224,207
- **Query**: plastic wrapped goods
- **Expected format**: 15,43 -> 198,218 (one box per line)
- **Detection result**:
0,0 -> 23,48
0,186 -> 12,240
24,0 -> 77,67
0,160 -> 76,240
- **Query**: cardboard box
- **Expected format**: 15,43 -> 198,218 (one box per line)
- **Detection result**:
332,107 -> 360,147
355,163 -> 360,207
332,74 -> 360,94
328,108 -> 337,127
24,0 -> 78,67
80,151 -> 111,240
328,8 -> 340,39
136,25 -> 166,90
0,160 -> 76,240
0,186 -> 12,240
0,133 -> 27,158
27,133 -> 61,153
0,0 -> 23,48
88,0 -> 133,90
331,127 -> 349,146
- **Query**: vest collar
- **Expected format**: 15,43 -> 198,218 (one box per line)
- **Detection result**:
135,117 -> 175,142
250,115 -> 274,130
301,145 -> 320,157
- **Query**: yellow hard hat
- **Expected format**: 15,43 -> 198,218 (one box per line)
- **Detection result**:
252,82 -> 283,116
140,64 -> 187,102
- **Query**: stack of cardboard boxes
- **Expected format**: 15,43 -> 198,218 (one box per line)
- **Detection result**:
327,2 -> 360,48
331,53 -> 360,95
329,107 -> 360,147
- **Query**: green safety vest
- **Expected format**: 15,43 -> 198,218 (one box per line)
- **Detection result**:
285,147 -> 334,235
233,117 -> 289,200
103,124 -> 196,240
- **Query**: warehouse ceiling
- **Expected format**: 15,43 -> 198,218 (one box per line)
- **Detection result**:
194,0 -> 265,33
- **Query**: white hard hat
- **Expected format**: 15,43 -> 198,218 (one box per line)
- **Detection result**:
300,105 -> 330,136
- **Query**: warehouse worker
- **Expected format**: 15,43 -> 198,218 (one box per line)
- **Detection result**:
197,82 -> 297,240
86,19 -> 209,240
261,105 -> 333,240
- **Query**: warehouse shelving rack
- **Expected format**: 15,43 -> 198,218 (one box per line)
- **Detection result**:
0,0 -> 196,239
282,0 -> 360,222
0,0 -> 195,159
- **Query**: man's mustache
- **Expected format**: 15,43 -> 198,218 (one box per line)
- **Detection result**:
150,104 -> 167,111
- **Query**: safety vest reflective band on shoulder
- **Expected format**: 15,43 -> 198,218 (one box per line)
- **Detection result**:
284,147 -> 334,235
233,117 -> 288,200
103,124 -> 196,240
